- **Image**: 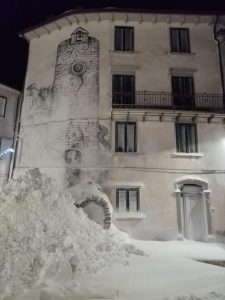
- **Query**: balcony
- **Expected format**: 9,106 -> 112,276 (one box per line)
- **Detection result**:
112,92 -> 225,113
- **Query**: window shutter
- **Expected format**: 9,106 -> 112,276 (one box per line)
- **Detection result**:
171,29 -> 179,52
124,27 -> 134,51
0,96 -> 6,117
187,124 -> 197,153
176,124 -> 186,152
118,190 -> 127,212
180,29 -> 190,52
126,123 -> 136,152
115,27 -> 123,51
116,123 -> 125,152
129,190 -> 138,212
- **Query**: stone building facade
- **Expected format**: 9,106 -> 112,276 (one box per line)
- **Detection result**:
16,9 -> 225,242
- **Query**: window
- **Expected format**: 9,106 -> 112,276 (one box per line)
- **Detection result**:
0,96 -> 6,117
170,28 -> 190,53
114,26 -> 134,52
172,76 -> 195,108
115,122 -> 136,153
175,123 -> 198,153
116,188 -> 139,212
112,74 -> 135,106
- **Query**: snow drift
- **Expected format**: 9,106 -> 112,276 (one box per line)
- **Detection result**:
0,169 -> 142,298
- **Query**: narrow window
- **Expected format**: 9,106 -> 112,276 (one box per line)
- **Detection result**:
112,74 -> 135,106
116,188 -> 139,212
114,26 -> 134,51
116,122 -> 136,153
170,28 -> 190,53
172,76 -> 195,109
0,96 -> 7,117
175,123 -> 198,153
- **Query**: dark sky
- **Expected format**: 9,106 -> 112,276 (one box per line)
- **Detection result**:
1,0 -> 225,91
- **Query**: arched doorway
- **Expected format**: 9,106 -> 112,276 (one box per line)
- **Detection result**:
174,178 -> 213,242
181,184 -> 204,241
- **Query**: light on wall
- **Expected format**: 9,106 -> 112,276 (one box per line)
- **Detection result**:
0,148 -> 15,159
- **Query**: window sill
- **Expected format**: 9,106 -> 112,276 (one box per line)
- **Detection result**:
114,152 -> 140,156
171,152 -> 205,159
114,212 -> 146,220
110,50 -> 140,54
166,51 -> 196,56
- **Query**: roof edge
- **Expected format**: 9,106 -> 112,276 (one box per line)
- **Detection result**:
18,8 -> 225,37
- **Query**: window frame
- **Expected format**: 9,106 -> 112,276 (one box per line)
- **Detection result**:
170,28 -> 191,53
115,122 -> 137,153
116,187 -> 140,212
175,123 -> 198,153
0,95 -> 7,118
114,26 -> 134,52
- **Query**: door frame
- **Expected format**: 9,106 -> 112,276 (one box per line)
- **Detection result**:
174,177 -> 214,242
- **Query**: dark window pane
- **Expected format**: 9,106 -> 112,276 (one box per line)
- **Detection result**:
114,26 -> 134,51
112,75 -> 135,105
170,28 -> 190,53
172,76 -> 195,108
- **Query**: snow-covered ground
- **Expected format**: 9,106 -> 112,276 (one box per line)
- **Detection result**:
1,170 -> 225,300
79,240 -> 225,300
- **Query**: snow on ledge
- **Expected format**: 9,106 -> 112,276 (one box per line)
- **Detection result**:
114,212 -> 146,220
171,152 -> 205,159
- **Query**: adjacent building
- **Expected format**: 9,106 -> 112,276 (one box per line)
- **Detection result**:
0,83 -> 20,184
16,9 -> 225,242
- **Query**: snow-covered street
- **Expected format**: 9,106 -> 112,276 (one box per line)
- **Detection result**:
1,171 -> 225,300
78,240 -> 225,300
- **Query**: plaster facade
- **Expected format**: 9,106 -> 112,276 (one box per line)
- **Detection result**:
0,84 -> 20,183
15,11 -> 225,241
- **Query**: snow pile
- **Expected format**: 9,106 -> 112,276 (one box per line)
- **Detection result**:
0,169 -> 142,298
166,293 -> 225,300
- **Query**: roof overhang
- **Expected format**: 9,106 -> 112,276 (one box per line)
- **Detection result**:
18,9 -> 225,41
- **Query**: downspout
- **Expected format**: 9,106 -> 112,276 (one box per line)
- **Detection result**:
213,15 -> 225,101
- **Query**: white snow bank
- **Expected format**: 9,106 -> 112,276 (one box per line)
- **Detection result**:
166,293 -> 225,299
0,169 -> 144,299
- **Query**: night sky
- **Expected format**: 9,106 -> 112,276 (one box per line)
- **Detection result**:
1,0 -> 225,91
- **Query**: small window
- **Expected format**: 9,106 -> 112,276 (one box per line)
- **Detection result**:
76,33 -> 83,41
175,123 -> 198,153
112,74 -> 135,106
170,28 -> 190,53
114,26 -> 134,52
115,122 -> 136,153
0,96 -> 6,117
116,188 -> 139,212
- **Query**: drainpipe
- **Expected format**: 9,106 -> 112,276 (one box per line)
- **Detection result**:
213,15 -> 225,105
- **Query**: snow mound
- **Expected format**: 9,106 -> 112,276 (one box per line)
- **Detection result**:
0,169 -> 142,298
165,292 -> 225,300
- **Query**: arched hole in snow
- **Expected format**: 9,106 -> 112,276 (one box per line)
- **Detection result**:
83,201 -> 105,227
75,196 -> 112,229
